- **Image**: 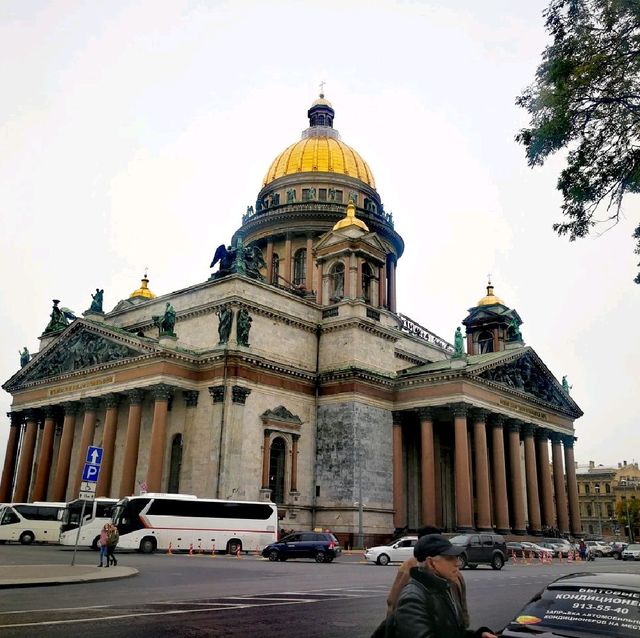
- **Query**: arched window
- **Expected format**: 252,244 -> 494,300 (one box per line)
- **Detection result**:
269,437 -> 286,504
293,248 -> 307,286
361,263 -> 373,303
330,262 -> 345,301
168,434 -> 182,493
478,331 -> 493,354
271,253 -> 279,284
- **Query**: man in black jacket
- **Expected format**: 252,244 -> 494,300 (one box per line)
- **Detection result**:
391,535 -> 496,638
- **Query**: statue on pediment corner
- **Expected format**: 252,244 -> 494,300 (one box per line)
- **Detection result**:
453,327 -> 465,358
153,302 -> 176,338
44,299 -> 75,334
89,288 -> 104,313
19,347 -> 29,368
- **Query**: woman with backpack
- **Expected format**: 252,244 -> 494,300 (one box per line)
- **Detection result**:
97,524 -> 109,568
106,523 -> 119,567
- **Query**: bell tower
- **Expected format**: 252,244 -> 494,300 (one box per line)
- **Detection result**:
462,281 -> 523,355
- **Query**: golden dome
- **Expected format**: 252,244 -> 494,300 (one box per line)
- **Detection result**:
333,200 -> 369,232
311,95 -> 333,108
477,284 -> 503,306
263,136 -> 376,188
130,273 -> 156,300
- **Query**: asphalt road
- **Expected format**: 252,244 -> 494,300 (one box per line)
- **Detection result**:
0,545 -> 637,637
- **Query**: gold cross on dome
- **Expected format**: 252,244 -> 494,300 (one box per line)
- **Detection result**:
487,272 -> 492,285
319,80 -> 326,96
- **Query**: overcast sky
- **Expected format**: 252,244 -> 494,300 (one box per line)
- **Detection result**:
1,0 -> 638,477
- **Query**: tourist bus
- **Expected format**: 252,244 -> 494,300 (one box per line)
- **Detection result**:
0,501 -> 66,544
112,493 -> 278,554
59,497 -> 118,549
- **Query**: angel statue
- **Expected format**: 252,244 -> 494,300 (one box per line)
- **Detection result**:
562,375 -> 572,394
453,326 -> 465,358
19,347 -> 30,367
44,299 -> 77,334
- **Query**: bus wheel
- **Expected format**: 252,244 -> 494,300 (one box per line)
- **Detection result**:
91,536 -> 100,550
139,537 -> 157,554
227,539 -> 242,555
20,531 -> 35,545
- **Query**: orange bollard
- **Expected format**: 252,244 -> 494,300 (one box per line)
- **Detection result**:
511,550 -> 517,564
188,543 -> 193,557
236,547 -> 241,559
210,544 -> 216,558
166,542 -> 173,556
526,551 -> 532,565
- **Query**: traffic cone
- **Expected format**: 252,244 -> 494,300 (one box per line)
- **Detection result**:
568,549 -> 573,561
166,542 -> 173,556
511,550 -> 517,564
236,547 -> 241,559
526,551 -> 532,565
253,547 -> 260,557
210,544 -> 216,558
188,543 -> 193,557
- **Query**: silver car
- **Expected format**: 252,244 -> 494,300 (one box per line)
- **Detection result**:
364,536 -> 417,566
622,543 -> 640,560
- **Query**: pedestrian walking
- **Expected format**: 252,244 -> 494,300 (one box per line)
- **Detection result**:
106,523 -> 119,567
578,539 -> 587,561
390,535 -> 497,638
97,524 -> 109,568
385,526 -> 469,625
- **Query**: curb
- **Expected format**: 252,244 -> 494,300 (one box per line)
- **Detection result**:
0,567 -> 139,589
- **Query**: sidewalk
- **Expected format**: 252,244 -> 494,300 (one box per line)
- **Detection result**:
0,564 -> 138,589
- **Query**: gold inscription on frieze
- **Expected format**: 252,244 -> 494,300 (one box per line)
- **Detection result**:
48,375 -> 115,397
498,398 -> 548,421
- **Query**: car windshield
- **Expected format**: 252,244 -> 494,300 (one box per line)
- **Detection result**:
449,535 -> 469,545
507,585 -> 640,637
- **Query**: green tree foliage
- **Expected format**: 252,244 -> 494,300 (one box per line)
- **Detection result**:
615,497 -> 640,539
516,0 -> 640,282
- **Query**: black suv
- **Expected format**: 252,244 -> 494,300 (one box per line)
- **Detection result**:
262,532 -> 341,563
449,533 -> 508,570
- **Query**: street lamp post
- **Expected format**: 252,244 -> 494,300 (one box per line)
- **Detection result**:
594,484 -> 602,538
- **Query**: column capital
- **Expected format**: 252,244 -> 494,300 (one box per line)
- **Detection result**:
488,413 -> 505,428
291,433 -> 300,442
81,397 -> 101,411
103,393 -> 121,409
521,423 -> 536,437
392,410 -> 403,426
43,405 -> 58,419
562,434 -> 576,448
535,428 -> 550,441
24,408 -> 40,422
549,431 -> 564,444
151,384 -> 174,401
506,418 -> 521,434
263,428 -> 273,438
471,408 -> 489,423
208,385 -> 225,403
8,411 -> 22,427
450,402 -> 470,418
231,386 -> 251,405
183,390 -> 199,408
60,401 -> 80,416
126,388 -> 145,405
417,407 -> 434,421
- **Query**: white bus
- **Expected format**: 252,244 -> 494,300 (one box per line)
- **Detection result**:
59,497 -> 118,549
112,493 -> 278,554
0,502 -> 66,545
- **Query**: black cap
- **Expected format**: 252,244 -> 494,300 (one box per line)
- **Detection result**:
414,534 -> 464,561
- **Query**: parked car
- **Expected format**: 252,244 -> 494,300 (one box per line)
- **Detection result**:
501,572 -> 640,637
538,541 -> 569,557
364,536 -> 418,566
586,540 -> 613,557
261,531 -> 341,563
506,542 -> 529,558
521,541 -> 553,557
449,533 -> 508,570
622,543 -> 640,561
611,541 -> 628,560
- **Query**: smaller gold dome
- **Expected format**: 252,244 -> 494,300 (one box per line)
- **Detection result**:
333,200 -> 369,232
130,273 -> 156,300
477,284 -> 503,306
311,94 -> 332,108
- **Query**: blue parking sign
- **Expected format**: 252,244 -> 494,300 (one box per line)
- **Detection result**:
86,446 -> 103,465
82,463 -> 100,482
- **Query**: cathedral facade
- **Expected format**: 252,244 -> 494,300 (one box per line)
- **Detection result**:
0,96 -> 583,546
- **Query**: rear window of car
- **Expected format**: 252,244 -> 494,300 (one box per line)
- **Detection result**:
508,585 -> 640,636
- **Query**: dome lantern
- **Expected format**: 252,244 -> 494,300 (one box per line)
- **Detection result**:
307,92 -> 335,128
129,271 -> 156,300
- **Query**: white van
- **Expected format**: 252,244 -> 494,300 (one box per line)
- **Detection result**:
0,502 -> 65,544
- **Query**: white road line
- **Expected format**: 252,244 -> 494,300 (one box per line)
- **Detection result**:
0,605 -> 108,616
0,599 -> 318,629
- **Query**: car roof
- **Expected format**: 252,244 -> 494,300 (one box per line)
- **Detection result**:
548,572 -> 640,591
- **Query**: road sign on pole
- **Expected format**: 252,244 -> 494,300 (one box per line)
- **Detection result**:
86,446 -> 103,466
